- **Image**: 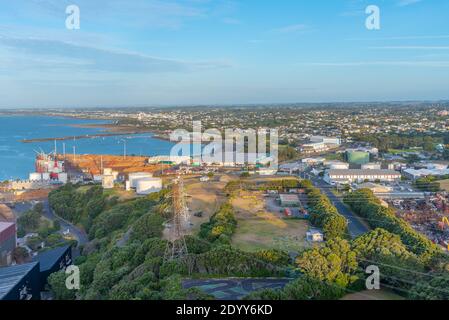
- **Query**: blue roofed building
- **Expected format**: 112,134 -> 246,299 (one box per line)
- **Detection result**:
33,245 -> 72,291
0,262 -> 40,300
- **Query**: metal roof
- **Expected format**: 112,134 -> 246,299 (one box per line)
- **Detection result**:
328,169 -> 400,176
33,245 -> 70,272
0,262 -> 39,299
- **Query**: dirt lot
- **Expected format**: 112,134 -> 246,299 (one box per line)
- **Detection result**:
62,154 -> 169,176
184,174 -> 231,233
231,190 -> 310,253
437,179 -> 449,192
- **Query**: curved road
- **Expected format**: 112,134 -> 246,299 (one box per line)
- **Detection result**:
43,200 -> 89,246
305,174 -> 370,238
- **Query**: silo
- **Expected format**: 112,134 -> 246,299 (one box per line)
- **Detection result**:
102,175 -> 114,189
136,178 -> 162,195
129,172 -> 153,189
58,173 -> 68,184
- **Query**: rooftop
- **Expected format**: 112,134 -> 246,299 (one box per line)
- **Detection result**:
0,262 -> 39,299
279,194 -> 300,201
0,222 -> 15,233
33,245 -> 71,272
328,169 -> 401,176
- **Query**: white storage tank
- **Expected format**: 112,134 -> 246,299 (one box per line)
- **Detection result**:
58,172 -> 68,184
136,178 -> 162,195
125,180 -> 131,191
29,173 -> 42,181
129,172 -> 153,188
42,172 -> 50,181
102,175 -> 115,189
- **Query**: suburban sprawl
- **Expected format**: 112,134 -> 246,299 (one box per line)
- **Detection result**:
1,102 -> 449,301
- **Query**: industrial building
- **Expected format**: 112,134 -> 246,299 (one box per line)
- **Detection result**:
310,136 -> 341,145
33,245 -> 72,290
279,194 -> 301,207
0,222 -> 16,267
102,175 -> 115,189
403,168 -> 449,181
324,160 -> 350,170
0,262 -> 40,300
325,169 -> 401,184
300,136 -> 341,154
148,155 -> 191,165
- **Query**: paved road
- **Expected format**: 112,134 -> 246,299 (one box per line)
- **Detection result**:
303,174 -> 370,238
43,200 -> 89,246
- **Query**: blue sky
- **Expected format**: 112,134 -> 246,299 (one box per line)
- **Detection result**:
0,0 -> 448,108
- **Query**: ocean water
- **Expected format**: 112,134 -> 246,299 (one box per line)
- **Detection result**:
0,115 -> 175,181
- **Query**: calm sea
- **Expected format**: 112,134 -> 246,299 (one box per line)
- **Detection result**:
0,115 -> 175,181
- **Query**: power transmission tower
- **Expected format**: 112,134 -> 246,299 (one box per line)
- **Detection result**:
164,177 -> 190,262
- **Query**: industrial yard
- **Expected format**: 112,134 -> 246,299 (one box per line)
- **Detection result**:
388,194 -> 449,250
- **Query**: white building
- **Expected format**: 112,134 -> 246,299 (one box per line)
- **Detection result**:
302,157 -> 326,165
148,156 -> 191,165
301,141 -> 328,154
325,160 -> 350,170
403,168 -> 449,181
102,175 -> 115,189
325,169 -> 401,184
310,136 -> 341,145
306,229 -> 324,243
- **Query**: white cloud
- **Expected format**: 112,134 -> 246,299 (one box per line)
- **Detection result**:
298,61 -> 449,67
397,0 -> 423,7
272,24 -> 308,34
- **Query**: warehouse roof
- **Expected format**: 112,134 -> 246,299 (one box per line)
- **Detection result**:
279,194 -> 300,202
33,245 -> 71,272
328,169 -> 400,176
0,221 -> 14,233
0,262 -> 39,299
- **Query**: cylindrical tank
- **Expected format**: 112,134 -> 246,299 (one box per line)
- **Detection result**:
136,178 -> 162,195
42,172 -> 51,181
129,172 -> 153,188
125,180 -> 131,191
58,172 -> 68,184
29,173 -> 42,181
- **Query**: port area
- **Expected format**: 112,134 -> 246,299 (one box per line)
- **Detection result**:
60,154 -> 170,178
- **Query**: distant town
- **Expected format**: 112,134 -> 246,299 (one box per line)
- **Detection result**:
1,103 -> 449,301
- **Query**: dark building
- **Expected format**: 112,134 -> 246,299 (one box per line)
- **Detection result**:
33,245 -> 72,290
0,262 -> 40,300
0,222 -> 16,267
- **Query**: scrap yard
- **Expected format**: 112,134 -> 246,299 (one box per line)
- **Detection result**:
388,193 -> 449,250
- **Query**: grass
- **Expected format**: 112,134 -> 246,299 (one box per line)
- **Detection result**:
437,179 -> 449,192
388,148 -> 423,154
231,190 -> 310,252
342,289 -> 405,301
